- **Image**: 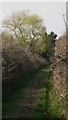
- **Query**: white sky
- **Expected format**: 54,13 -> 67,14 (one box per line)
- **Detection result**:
0,2 -> 66,37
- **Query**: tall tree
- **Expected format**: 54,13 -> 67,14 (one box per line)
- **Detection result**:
2,10 -> 47,54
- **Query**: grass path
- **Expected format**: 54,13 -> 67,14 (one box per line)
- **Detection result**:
3,66 -> 65,119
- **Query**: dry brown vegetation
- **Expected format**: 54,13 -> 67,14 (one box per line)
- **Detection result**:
52,34 -> 67,118
2,34 -> 47,99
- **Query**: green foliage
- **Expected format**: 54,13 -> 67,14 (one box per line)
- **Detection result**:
2,10 -> 47,54
2,10 -> 57,58
42,31 -> 57,62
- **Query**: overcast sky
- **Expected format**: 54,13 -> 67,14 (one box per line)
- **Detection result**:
0,2 -> 66,37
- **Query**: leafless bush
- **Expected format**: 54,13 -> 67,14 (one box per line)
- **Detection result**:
2,34 -> 47,99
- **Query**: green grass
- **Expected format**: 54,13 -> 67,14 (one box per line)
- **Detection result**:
49,89 -> 66,118
2,68 -> 40,116
2,65 -> 66,119
30,67 -> 52,119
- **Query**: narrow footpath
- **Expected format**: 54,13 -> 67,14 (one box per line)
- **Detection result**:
3,66 -> 52,119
